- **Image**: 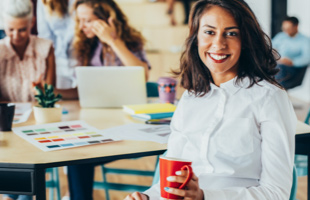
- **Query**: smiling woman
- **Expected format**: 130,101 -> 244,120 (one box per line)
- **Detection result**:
125,0 -> 297,200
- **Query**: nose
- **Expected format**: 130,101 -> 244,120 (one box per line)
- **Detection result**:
212,34 -> 227,51
79,21 -> 85,30
12,30 -> 20,40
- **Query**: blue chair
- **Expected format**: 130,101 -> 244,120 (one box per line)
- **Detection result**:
45,168 -> 61,200
290,165 -> 298,200
94,82 -> 161,200
146,82 -> 159,97
294,109 -> 310,177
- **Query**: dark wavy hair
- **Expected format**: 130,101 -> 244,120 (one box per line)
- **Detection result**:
73,0 -> 145,66
174,0 -> 281,96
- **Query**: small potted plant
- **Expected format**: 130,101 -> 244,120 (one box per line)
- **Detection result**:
33,84 -> 62,123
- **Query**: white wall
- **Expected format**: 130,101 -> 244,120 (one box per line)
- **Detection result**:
287,0 -> 310,102
245,0 -> 271,36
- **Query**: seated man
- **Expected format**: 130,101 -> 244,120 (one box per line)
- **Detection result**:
272,16 -> 310,89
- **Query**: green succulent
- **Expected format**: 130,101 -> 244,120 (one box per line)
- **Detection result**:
35,84 -> 62,108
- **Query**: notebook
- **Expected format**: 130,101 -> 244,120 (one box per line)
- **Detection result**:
132,112 -> 174,120
123,103 -> 176,115
75,67 -> 147,108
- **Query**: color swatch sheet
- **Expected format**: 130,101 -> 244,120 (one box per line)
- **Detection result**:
12,120 -> 120,152
13,103 -> 32,124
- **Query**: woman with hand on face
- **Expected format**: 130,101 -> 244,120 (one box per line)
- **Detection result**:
67,1 -> 150,200
72,0 -> 150,80
125,0 -> 296,200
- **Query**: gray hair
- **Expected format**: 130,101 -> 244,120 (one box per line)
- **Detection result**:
3,0 -> 33,19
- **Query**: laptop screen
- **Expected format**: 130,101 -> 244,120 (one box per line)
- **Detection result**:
75,66 -> 147,108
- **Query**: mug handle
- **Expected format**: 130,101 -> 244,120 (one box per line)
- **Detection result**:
178,165 -> 193,189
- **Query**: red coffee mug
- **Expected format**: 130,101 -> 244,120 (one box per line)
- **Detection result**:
160,156 -> 193,199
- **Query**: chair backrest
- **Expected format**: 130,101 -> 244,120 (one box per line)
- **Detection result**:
146,82 -> 159,97
289,165 -> 298,200
152,151 -> 166,185
305,108 -> 310,125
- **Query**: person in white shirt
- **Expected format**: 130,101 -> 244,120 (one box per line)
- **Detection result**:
125,0 -> 297,200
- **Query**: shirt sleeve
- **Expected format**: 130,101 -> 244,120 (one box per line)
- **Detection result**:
37,0 -> 55,44
291,37 -> 310,67
144,92 -> 188,200
202,89 -> 296,200
132,49 -> 152,70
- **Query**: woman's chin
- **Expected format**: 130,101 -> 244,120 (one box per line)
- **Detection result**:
84,32 -> 96,39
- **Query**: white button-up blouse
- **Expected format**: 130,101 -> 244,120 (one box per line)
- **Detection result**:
145,77 -> 296,200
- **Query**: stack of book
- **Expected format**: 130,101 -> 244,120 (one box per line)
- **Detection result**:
123,103 -> 176,121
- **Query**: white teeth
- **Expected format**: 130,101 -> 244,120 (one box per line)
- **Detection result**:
209,54 -> 228,60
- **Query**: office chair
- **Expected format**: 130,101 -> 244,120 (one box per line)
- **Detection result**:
290,165 -> 298,200
45,168 -> 61,200
94,81 -> 161,200
294,109 -> 310,177
146,82 -> 159,97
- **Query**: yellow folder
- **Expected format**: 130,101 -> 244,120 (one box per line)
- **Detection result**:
123,103 -> 176,115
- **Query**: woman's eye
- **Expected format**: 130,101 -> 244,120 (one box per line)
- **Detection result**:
226,32 -> 238,36
204,30 -> 214,35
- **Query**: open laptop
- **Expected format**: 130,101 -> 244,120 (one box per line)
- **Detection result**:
75,66 -> 147,108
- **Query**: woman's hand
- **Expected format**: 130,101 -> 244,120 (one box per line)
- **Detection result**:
124,192 -> 148,200
164,170 -> 204,200
31,74 -> 45,94
92,17 -> 118,46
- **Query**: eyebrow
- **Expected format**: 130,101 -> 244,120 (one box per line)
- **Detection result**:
203,24 -> 239,30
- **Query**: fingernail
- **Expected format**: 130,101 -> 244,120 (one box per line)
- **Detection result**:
166,176 -> 173,181
175,171 -> 182,175
164,187 -> 169,191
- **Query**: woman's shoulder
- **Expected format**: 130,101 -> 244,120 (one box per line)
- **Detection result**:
0,37 -> 8,50
32,35 -> 53,47
246,79 -> 286,99
31,35 -> 53,58
254,79 -> 282,92
0,37 -> 15,60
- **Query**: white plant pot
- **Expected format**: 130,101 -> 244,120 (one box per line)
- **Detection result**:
33,104 -> 62,123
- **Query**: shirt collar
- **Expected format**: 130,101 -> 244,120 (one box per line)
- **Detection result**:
4,37 -> 16,59
4,35 -> 34,59
23,35 -> 35,58
210,76 -> 249,96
